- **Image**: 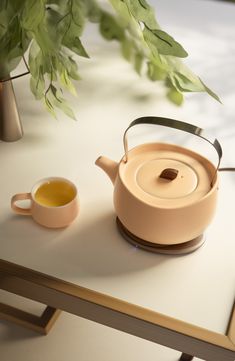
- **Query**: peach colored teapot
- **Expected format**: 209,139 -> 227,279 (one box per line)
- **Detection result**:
95,116 -> 222,246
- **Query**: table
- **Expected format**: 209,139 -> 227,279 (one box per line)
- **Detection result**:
0,1 -> 235,360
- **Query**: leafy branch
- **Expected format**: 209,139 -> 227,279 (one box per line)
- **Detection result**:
0,0 -> 220,119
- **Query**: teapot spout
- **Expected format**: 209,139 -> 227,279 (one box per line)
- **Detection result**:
95,156 -> 118,185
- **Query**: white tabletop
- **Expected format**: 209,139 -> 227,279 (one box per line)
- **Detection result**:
0,0 -> 235,336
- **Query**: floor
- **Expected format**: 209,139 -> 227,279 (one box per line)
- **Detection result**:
0,292 -> 203,361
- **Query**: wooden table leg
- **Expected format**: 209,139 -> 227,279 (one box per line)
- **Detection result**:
0,302 -> 61,335
179,353 -> 194,361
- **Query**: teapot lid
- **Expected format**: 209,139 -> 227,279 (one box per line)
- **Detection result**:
119,143 -> 217,208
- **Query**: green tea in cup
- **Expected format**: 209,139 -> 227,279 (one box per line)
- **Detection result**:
34,179 -> 76,207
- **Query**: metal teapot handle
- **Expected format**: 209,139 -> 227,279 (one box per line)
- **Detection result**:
123,116 -> 222,183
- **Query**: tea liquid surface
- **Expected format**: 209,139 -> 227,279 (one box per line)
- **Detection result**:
34,180 -> 76,207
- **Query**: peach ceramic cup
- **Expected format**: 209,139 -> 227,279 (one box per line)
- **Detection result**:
11,177 -> 79,228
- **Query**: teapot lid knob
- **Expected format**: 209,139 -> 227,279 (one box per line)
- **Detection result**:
159,168 -> 178,181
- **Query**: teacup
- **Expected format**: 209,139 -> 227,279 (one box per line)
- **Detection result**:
11,177 -> 79,228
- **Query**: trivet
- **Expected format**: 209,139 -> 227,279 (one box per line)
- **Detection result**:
116,217 -> 205,255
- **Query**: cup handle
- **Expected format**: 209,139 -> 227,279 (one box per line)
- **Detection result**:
11,193 -> 32,216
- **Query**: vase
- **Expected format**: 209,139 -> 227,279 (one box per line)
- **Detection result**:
0,79 -> 23,142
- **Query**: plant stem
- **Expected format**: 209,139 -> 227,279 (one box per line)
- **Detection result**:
0,71 -> 30,83
23,55 -> 30,72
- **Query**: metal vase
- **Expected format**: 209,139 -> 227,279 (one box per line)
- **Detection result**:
0,79 -> 23,142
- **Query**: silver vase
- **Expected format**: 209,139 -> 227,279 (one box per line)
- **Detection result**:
0,79 -> 23,142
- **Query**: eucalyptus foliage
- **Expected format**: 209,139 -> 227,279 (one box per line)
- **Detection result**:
0,0 -> 220,119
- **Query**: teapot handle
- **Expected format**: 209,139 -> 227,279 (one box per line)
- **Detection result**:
123,116 -> 222,182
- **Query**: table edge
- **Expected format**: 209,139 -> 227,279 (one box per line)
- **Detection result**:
0,259 -> 234,359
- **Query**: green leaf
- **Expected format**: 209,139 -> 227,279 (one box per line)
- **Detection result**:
44,96 -> 57,118
121,38 -> 133,61
167,87 -> 184,105
54,98 -> 77,120
67,56 -> 81,80
21,0 -> 45,30
30,65 -> 45,99
0,16 -> 26,77
143,27 -> 188,57
139,0 -> 150,10
108,0 -> 131,26
59,6 -> 89,59
52,0 -> 86,50
134,53 -> 144,74
46,8 -> 68,45
84,0 -> 102,23
0,9 -> 8,38
100,12 -> 125,41
50,85 -> 60,100
147,61 -> 167,81
162,56 -> 221,102
165,57 -> 204,88
63,30 -> 89,58
30,72 -> 45,100
53,53 -> 81,81
20,28 -> 31,53
33,22 -> 57,56
71,0 -> 86,30
28,41 -> 41,77
124,0 -> 158,29
0,1 -> 7,11
0,0 -> 24,41
174,72 -> 204,92
6,0 -> 25,13
199,79 -> 222,103
60,68 -> 77,96
50,85 -> 77,120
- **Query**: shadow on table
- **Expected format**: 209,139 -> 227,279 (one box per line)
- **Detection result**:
0,319 -> 41,341
49,210 -> 176,279
1,206 -> 194,279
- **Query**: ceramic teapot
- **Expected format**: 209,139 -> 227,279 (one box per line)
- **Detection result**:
95,116 -> 222,245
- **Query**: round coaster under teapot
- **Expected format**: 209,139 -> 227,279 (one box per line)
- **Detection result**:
116,217 -> 205,255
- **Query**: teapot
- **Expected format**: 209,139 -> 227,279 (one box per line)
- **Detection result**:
95,116 -> 222,247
